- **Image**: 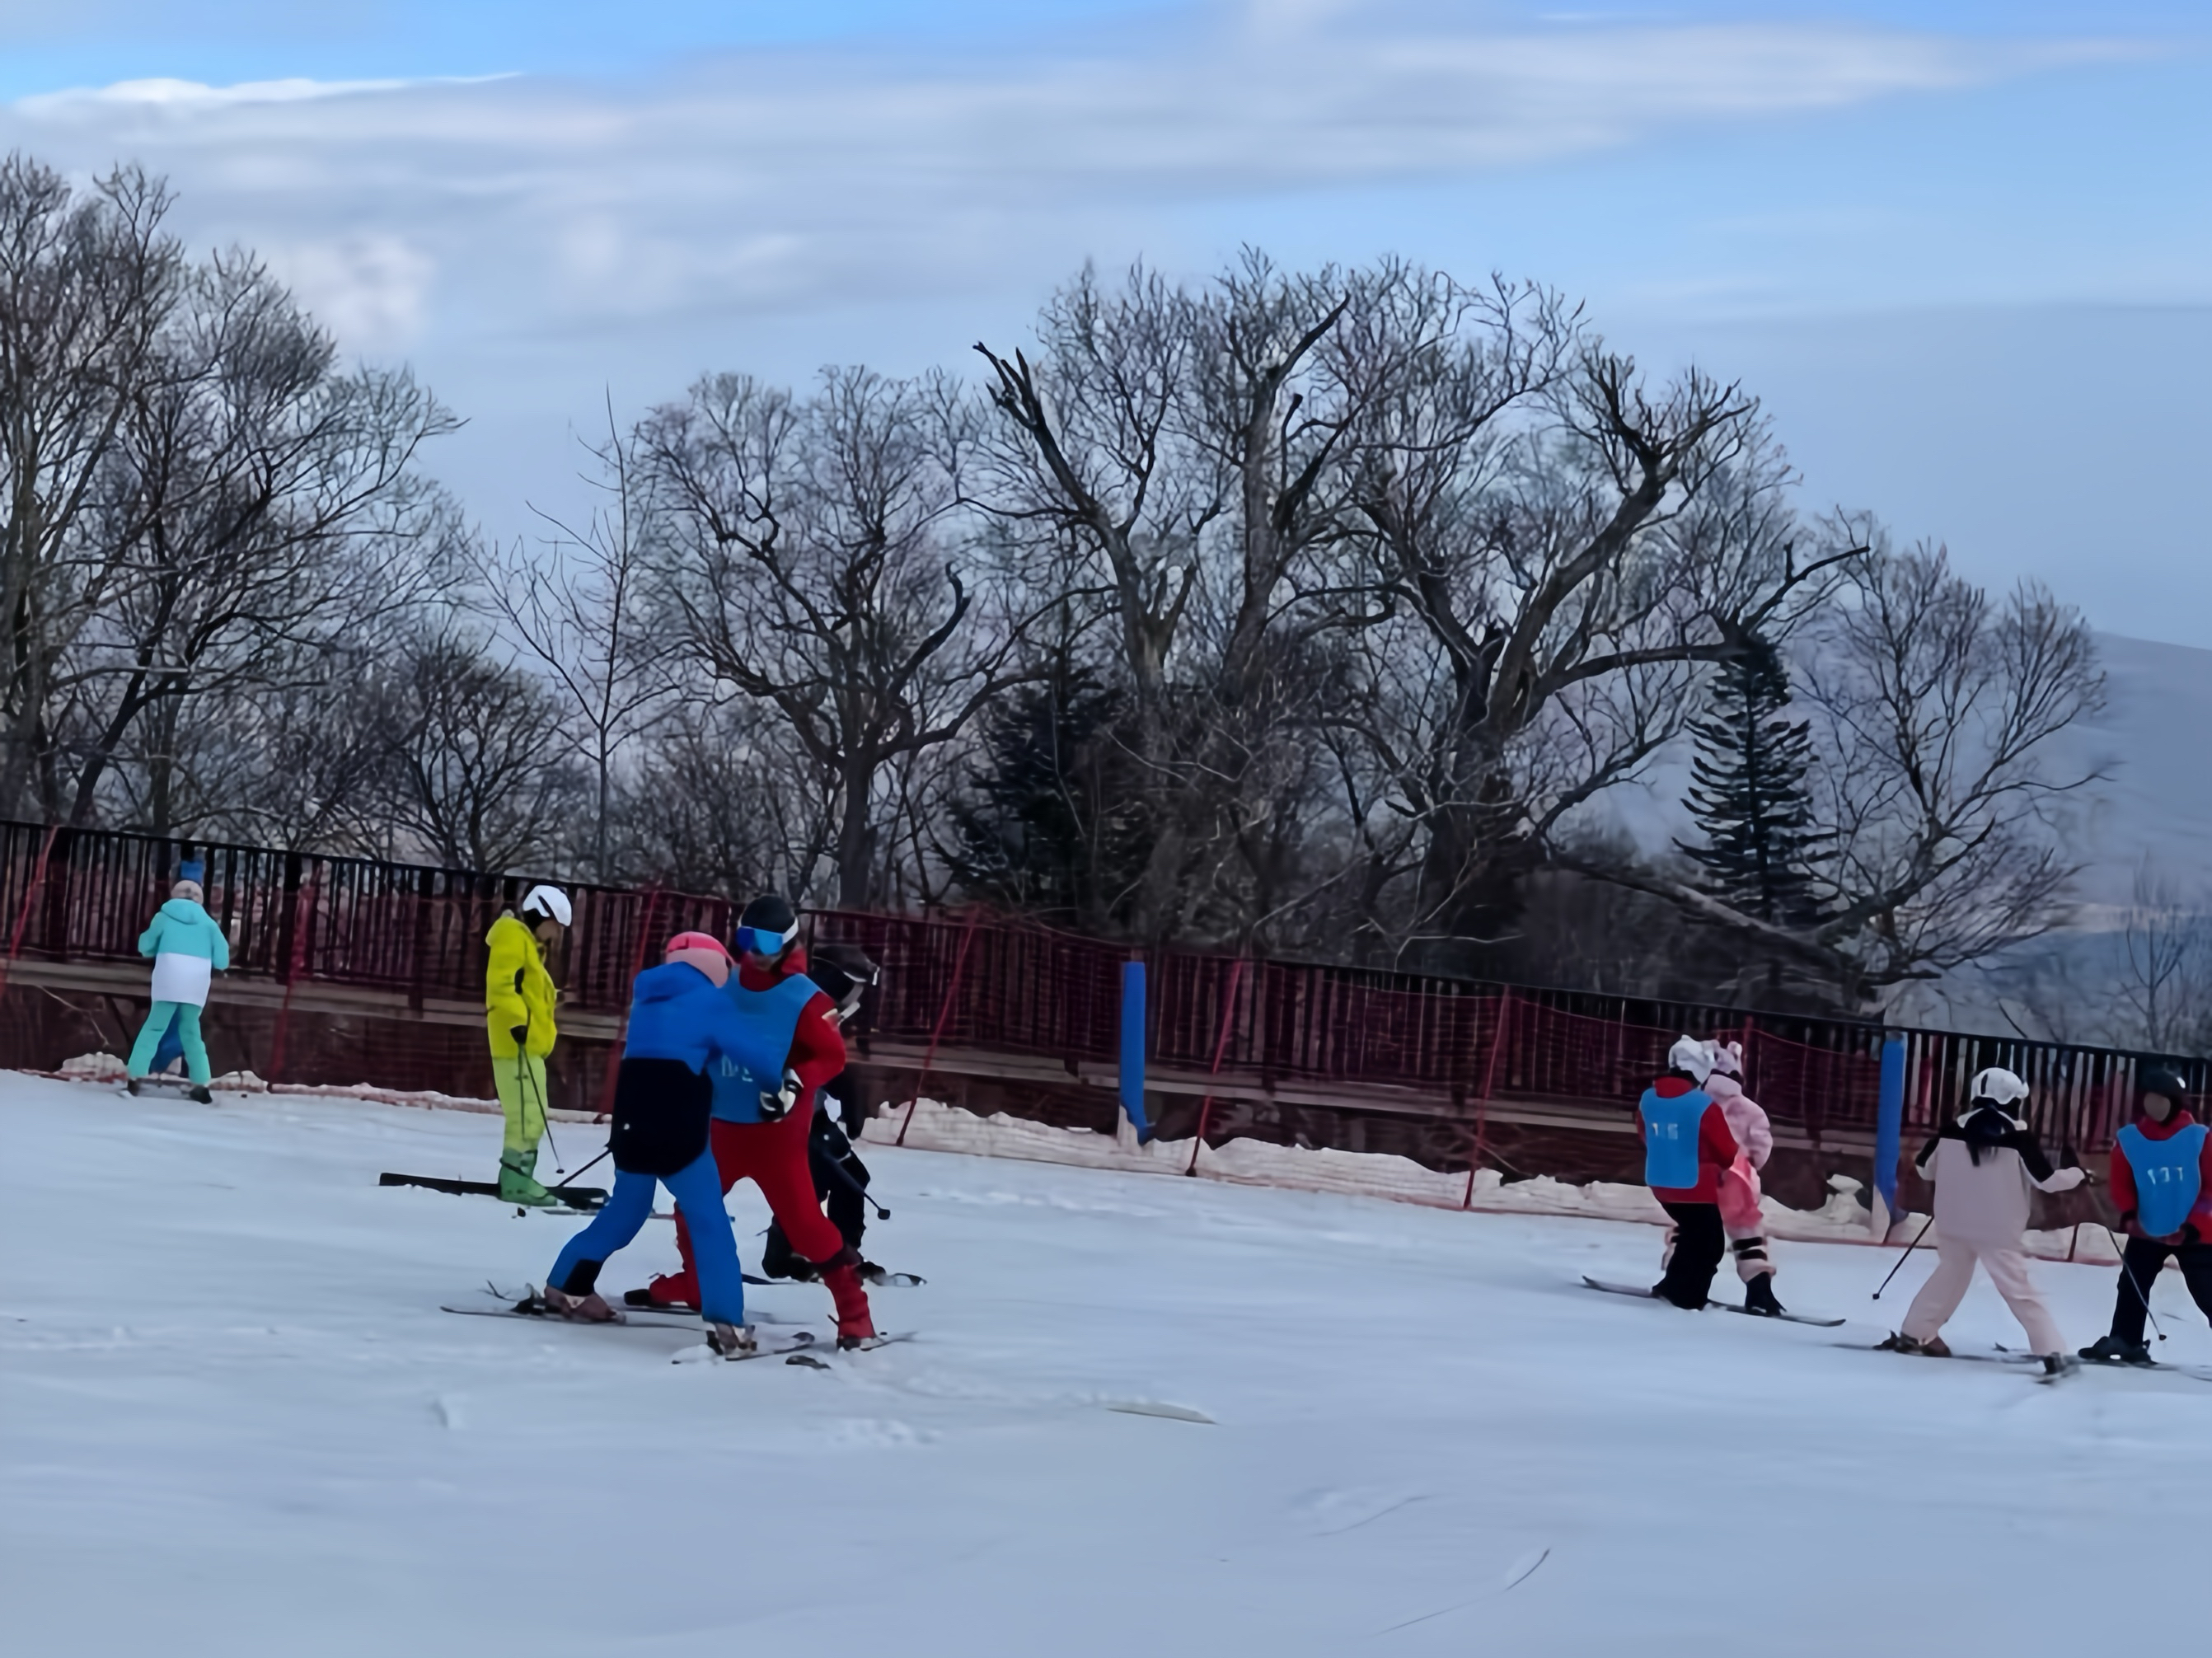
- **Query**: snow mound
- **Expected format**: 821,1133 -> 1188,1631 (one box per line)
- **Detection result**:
862,1097 -> 1891,1242
46,1052 -> 599,1122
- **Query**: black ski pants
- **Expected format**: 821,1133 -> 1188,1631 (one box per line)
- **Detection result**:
2111,1235 -> 2212,1344
761,1114 -> 870,1276
1656,1201 -> 1727,1309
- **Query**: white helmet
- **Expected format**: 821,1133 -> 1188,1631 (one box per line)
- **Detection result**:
1968,1066 -> 2029,1108
1667,1035 -> 1715,1083
521,884 -> 572,927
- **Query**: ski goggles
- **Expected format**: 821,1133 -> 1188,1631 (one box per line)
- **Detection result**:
734,922 -> 799,958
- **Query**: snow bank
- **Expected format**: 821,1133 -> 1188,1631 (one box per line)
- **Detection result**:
861,1096 -> 1888,1242
49,1051 -> 602,1122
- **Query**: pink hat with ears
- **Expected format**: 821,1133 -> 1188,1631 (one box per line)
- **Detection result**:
664,930 -> 733,987
1708,1039 -> 1745,1078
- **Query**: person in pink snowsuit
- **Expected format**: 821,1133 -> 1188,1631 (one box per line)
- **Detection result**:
1703,1039 -> 1783,1316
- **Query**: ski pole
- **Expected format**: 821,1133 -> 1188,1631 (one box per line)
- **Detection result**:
521,1050 -> 563,1172
2104,1223 -> 2167,1342
817,1150 -> 889,1220
550,1146 -> 610,1194
1872,1215 -> 1934,1300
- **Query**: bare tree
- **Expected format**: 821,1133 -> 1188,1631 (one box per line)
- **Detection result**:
610,691 -> 838,902
641,366 -> 1029,906
1337,285 -> 1863,954
51,252 -> 454,829
378,628 -> 582,873
976,254 -> 1365,941
0,154 -> 182,818
2112,862 -> 2212,1055
477,401 -> 666,882
1591,545 -> 2103,1001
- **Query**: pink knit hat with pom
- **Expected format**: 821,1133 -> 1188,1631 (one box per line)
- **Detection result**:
664,930 -> 732,986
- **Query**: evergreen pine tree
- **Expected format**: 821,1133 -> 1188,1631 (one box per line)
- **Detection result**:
1678,638 -> 1828,926
946,663 -> 1151,930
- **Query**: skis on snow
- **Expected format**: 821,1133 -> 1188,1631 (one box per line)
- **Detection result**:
380,1171 -> 607,1210
441,1302 -> 825,1362
443,1287 -> 916,1362
741,1267 -> 925,1288
1581,1276 -> 1846,1327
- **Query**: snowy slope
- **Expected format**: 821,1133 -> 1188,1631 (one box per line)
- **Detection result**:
6,1074 -> 2211,1657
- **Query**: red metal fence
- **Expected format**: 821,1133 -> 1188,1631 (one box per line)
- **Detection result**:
0,817 -> 2190,1157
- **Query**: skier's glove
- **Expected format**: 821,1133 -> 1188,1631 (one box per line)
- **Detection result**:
758,1068 -> 802,1122
509,1024 -> 528,1048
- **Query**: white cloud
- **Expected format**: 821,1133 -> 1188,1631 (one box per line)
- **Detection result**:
263,232 -> 437,354
19,77 -> 416,110
0,16 -> 2128,352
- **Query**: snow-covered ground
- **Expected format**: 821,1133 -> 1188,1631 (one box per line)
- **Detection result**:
6,1073 -> 2210,1657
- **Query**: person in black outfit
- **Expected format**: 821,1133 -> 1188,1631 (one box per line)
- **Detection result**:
2083,1067 -> 2212,1364
762,945 -> 887,1283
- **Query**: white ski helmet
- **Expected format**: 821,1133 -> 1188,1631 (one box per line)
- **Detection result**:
1968,1066 -> 2029,1108
1667,1035 -> 1715,1083
521,884 -> 572,928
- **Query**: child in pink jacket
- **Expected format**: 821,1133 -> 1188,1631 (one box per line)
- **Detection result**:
1704,1039 -> 1783,1316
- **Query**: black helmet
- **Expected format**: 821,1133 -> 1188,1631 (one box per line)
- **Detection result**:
734,893 -> 799,959
2139,1066 -> 2190,1110
807,944 -> 879,1019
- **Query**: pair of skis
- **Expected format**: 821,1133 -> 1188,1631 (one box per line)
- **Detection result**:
439,1288 -> 912,1364
1580,1276 -> 1844,1327
381,1171 -> 607,1211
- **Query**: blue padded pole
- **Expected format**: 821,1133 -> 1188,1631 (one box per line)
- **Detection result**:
1875,1036 -> 1907,1228
1119,960 -> 1151,1143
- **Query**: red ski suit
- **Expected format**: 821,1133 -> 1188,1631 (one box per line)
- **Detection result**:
645,948 -> 872,1337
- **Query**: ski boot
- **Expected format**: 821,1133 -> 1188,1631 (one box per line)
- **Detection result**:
2040,1353 -> 2079,1379
1874,1332 -> 1950,1357
760,1223 -> 822,1282
819,1246 -> 877,1348
188,1084 -> 213,1104
2079,1333 -> 2154,1366
1742,1274 -> 1785,1317
539,1283 -> 617,1322
632,1269 -> 699,1310
498,1147 -> 558,1207
707,1322 -> 757,1359
124,1076 -> 143,1096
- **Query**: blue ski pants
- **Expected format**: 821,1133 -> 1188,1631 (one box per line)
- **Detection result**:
546,1149 -> 745,1325
129,1001 -> 209,1085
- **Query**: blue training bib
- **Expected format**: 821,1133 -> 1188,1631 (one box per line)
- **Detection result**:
709,972 -> 818,1123
2118,1122 -> 2208,1237
1640,1088 -> 1713,1192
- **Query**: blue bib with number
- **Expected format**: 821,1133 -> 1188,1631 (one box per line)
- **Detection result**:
1640,1087 -> 1713,1191
708,972 -> 818,1123
2118,1122 -> 2208,1237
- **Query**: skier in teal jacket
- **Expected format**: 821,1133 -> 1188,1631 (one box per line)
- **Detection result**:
127,866 -> 231,1102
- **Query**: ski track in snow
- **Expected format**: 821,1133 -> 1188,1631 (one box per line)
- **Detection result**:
4,1072 -> 2211,1656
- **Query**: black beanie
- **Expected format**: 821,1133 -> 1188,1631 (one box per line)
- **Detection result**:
2139,1066 -> 2190,1110
738,893 -> 797,936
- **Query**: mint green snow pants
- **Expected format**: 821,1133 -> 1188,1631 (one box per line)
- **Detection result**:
129,1001 -> 210,1084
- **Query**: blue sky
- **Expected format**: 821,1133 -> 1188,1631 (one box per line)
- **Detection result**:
2,0 -> 2206,640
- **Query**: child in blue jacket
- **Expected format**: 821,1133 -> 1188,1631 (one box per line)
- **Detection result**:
535,933 -> 792,1356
